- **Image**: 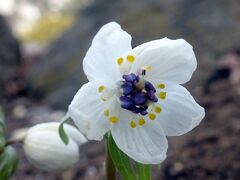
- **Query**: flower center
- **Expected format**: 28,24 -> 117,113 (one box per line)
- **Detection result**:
98,55 -> 167,127
119,71 -> 158,116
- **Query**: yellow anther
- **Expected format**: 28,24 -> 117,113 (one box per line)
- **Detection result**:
148,113 -> 156,120
117,57 -> 124,65
154,106 -> 162,114
144,66 -> 152,70
157,83 -> 165,89
104,109 -> 110,117
98,85 -> 105,93
158,92 -> 167,100
138,118 -> 145,126
130,121 -> 137,128
126,55 -> 135,63
109,116 -> 118,123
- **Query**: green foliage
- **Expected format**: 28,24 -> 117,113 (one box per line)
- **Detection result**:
0,146 -> 19,180
0,107 -> 6,150
58,115 -> 70,145
0,107 -> 19,179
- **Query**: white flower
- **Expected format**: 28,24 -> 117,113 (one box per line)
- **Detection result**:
23,122 -> 86,171
68,22 -> 205,164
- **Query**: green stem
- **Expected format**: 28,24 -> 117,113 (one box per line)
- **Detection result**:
5,139 -> 22,147
106,139 -> 116,180
137,163 -> 151,180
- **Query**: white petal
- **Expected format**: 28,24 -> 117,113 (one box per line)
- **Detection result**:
24,131 -> 79,171
130,38 -> 197,84
83,22 -> 132,83
156,84 -> 205,136
111,110 -> 168,164
68,82 -> 116,140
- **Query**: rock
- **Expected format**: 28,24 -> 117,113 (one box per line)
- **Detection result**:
0,15 -> 21,95
26,0 -> 240,109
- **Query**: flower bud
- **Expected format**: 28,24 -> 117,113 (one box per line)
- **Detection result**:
23,122 -> 86,171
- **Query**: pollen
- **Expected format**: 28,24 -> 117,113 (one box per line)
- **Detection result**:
148,113 -> 156,120
130,121 -> 137,128
126,55 -> 135,63
157,83 -> 165,89
98,85 -> 105,93
158,92 -> 167,99
109,116 -> 118,123
104,109 -> 110,117
154,106 -> 162,114
117,57 -> 124,65
138,118 -> 145,126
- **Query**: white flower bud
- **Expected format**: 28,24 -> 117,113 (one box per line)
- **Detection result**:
23,122 -> 87,171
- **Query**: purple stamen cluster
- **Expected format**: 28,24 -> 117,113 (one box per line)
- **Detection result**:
120,73 -> 158,115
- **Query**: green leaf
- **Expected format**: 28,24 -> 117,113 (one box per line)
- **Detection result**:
58,115 -> 70,145
0,106 -> 5,126
136,163 -> 151,180
0,106 -> 6,151
0,146 -> 19,180
0,136 -> 5,152
107,133 -> 137,180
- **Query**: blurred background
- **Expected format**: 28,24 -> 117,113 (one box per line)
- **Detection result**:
0,0 -> 240,179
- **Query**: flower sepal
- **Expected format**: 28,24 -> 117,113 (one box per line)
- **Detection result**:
58,114 -> 71,145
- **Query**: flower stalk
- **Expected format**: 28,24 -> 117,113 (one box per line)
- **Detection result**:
106,137 -> 116,180
137,163 -> 151,180
5,138 -> 23,147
